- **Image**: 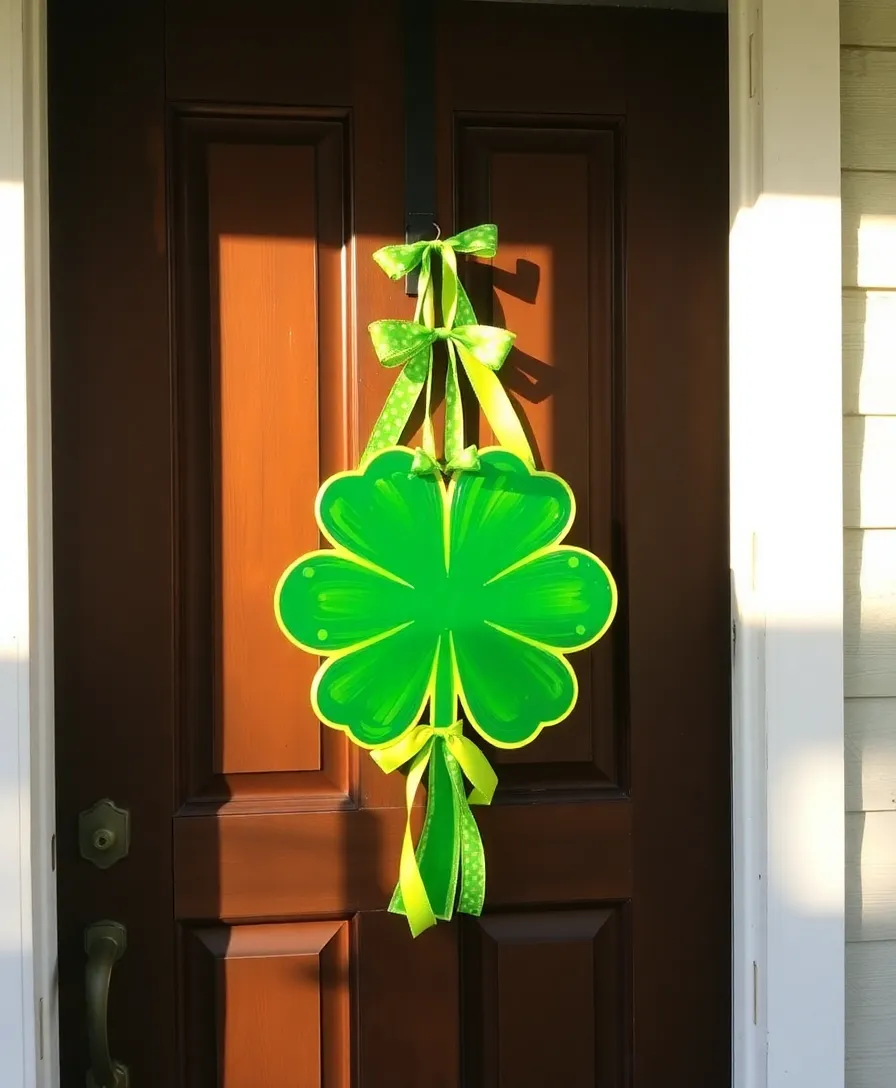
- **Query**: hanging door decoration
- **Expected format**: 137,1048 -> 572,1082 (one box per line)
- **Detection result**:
275,226 -> 617,936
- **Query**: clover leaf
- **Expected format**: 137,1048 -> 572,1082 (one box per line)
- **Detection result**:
275,447 -> 617,750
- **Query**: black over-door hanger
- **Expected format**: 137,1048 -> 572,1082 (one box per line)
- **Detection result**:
403,0 -> 437,296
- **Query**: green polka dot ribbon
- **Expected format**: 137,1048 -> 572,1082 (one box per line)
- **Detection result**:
364,224 -> 534,471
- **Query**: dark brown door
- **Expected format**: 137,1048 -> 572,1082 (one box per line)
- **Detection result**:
50,3 -> 730,1085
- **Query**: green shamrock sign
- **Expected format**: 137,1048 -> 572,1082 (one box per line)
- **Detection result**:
275,446 -> 616,934
275,226 -> 617,935
276,446 -> 615,749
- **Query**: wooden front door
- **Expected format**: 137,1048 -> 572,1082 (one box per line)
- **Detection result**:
50,3 -> 730,1085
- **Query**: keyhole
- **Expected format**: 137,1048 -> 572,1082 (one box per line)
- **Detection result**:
93,829 -> 115,852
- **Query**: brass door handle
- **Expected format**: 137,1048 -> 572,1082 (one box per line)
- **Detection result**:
84,921 -> 129,1088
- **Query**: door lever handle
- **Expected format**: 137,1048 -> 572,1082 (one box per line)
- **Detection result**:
84,921 -> 129,1088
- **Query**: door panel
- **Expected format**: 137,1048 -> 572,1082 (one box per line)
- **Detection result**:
181,922 -> 351,1088
462,909 -> 625,1088
174,111 -> 354,811
50,3 -> 729,1085
460,120 -> 619,791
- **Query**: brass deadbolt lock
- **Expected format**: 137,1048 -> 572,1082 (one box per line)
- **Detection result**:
79,799 -> 129,870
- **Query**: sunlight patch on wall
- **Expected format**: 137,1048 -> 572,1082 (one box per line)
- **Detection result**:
844,291 -> 896,415
857,213 -> 896,289
771,739 -> 844,915
731,193 -> 842,626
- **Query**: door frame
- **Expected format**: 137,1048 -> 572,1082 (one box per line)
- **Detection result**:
729,3 -> 844,1085
0,1 -> 844,1085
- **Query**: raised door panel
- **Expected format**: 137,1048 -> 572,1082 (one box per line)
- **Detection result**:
457,121 -> 624,795
180,914 -> 466,1087
173,112 -> 354,812
181,921 -> 350,1087
462,908 -> 627,1088
355,913 -> 461,1088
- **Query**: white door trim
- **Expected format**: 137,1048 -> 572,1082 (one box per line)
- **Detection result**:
729,2 -> 844,1086
0,0 -> 58,1084
1,1 -> 843,1085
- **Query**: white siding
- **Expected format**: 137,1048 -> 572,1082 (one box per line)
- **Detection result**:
848,942 -> 896,1087
842,1 -> 896,47
847,811 -> 896,938
844,417 -> 896,527
843,4 -> 896,1082
845,530 -> 896,697
846,698 -> 896,810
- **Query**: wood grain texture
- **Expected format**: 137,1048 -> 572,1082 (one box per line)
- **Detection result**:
842,0 -> 896,47
845,529 -> 896,697
847,697 -> 896,812
847,939 -> 896,1087
842,48 -> 896,171
844,416 -> 896,528
843,290 -> 896,415
842,170 -> 896,290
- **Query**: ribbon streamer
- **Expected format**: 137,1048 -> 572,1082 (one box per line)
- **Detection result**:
371,720 -> 497,936
364,225 -> 534,470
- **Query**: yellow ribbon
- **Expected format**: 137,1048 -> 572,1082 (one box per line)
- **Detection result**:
371,721 -> 497,936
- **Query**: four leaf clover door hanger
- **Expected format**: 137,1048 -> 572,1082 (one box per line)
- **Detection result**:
275,229 -> 617,935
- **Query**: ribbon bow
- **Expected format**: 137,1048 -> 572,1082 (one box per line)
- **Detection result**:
372,223 -> 499,288
364,318 -> 532,469
363,224 -> 534,471
410,444 -> 480,477
371,721 -> 497,937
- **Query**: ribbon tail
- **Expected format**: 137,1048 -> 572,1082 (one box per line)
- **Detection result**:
388,744 -> 437,937
402,738 -> 461,922
445,752 -> 488,917
391,737 -> 460,927
417,249 -> 438,460
443,340 -> 465,465
361,349 -> 431,464
457,345 -> 535,468
422,353 -> 437,461
415,247 -> 436,328
453,278 -> 479,327
440,243 -> 460,329
448,733 -> 498,806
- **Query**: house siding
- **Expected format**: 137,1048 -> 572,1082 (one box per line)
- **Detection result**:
842,3 -> 896,1084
